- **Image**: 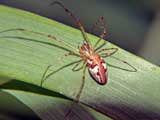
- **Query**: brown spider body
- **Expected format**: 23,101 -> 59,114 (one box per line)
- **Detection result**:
79,43 -> 107,85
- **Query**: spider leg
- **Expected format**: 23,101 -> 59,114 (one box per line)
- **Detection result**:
72,61 -> 85,72
76,64 -> 87,101
101,50 -> 137,72
0,28 -> 78,53
58,52 -> 81,62
99,48 -> 136,72
98,47 -> 118,57
41,52 -> 81,86
107,56 -> 137,72
40,59 -> 82,86
51,1 -> 90,45
40,65 -> 52,86
91,16 -> 107,48
58,52 -> 84,71
95,41 -> 106,51
0,35 -> 80,56
65,64 -> 87,118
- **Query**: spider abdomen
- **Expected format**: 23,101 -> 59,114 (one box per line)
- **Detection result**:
87,58 -> 107,85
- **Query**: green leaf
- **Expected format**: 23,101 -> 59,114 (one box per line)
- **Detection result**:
0,89 -> 39,120
1,89 -> 111,120
0,5 -> 160,119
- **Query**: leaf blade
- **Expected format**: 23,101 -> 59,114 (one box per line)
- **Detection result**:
0,5 -> 160,119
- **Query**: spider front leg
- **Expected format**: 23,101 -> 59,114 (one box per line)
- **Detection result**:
52,1 -> 90,45
0,28 -> 78,53
90,16 -> 107,48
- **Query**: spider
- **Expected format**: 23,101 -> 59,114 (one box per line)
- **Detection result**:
0,1 -> 137,118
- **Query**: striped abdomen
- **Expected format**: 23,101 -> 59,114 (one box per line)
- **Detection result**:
87,58 -> 107,85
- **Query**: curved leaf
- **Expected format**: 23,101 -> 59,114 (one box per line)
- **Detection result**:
0,5 -> 160,119
1,89 -> 112,120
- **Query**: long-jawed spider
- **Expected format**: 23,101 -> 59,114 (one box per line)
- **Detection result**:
0,1 -> 137,119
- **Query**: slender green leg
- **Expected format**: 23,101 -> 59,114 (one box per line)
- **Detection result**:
95,41 -> 106,51
91,16 -> 107,48
98,47 -> 118,56
65,64 -> 87,119
106,56 -> 137,72
51,1 -> 90,45
40,65 -> 52,86
58,52 -> 80,62
0,28 -> 79,54
75,64 -> 87,102
72,60 -> 85,72
100,49 -> 137,72
40,60 -> 82,86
